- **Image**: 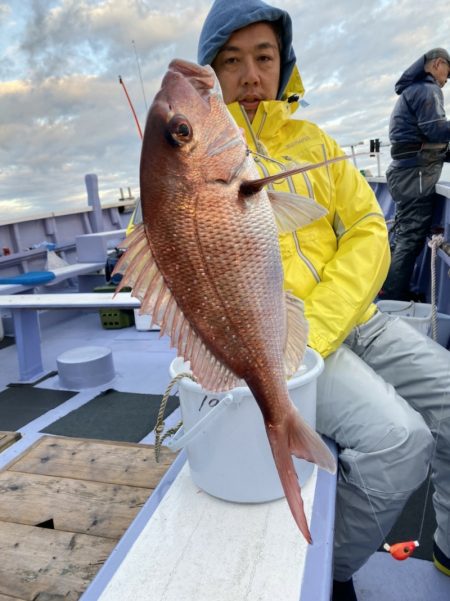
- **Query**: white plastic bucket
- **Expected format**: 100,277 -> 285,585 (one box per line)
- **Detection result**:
133,309 -> 160,331
377,300 -> 432,336
167,347 -> 324,503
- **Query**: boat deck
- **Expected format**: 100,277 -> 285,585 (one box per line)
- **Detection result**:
0,435 -> 175,600
0,309 -> 449,600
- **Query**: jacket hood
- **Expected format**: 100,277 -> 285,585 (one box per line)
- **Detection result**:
395,54 -> 430,94
197,0 -> 302,100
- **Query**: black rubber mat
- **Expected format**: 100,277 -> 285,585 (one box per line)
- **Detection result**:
0,387 -> 76,430
42,388 -> 179,442
0,336 -> 15,350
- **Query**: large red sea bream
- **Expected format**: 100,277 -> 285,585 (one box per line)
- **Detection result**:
114,59 -> 336,543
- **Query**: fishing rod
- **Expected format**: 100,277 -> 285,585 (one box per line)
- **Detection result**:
119,41 -> 148,141
118,75 -> 143,140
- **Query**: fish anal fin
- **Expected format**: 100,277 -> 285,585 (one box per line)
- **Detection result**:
189,338 -> 241,392
268,191 -> 327,233
284,291 -> 308,378
111,224 -> 239,391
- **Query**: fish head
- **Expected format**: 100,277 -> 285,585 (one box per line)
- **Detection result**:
141,59 -> 249,216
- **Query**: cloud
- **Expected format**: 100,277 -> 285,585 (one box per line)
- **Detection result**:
19,0 -> 208,80
0,1 -> 212,217
1,0 -> 449,219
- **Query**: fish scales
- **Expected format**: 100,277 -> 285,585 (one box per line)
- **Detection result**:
142,93 -> 284,382
114,59 -> 336,542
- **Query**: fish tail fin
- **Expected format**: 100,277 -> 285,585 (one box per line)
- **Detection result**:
287,406 -> 336,475
266,406 -> 336,543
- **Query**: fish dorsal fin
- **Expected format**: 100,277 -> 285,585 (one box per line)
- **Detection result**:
113,224 -> 240,392
283,291 -> 309,378
267,191 -> 327,233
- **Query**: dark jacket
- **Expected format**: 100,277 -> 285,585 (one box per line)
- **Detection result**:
389,55 -> 450,168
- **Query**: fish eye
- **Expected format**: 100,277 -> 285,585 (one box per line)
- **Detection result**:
165,114 -> 193,147
177,123 -> 190,136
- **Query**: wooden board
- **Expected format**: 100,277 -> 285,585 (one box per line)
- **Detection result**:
0,431 -> 21,452
0,594 -> 27,601
0,521 -> 115,601
0,471 -> 151,539
7,435 -> 174,487
0,435 -> 177,601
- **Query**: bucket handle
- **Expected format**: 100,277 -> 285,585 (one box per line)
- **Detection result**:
166,392 -> 236,452
154,371 -> 197,462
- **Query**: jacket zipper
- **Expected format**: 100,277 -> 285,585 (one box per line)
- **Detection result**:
240,106 -> 320,283
293,234 -> 320,282
240,106 -> 316,197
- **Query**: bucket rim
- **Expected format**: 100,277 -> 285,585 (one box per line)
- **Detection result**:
169,347 -> 324,394
376,300 -> 432,313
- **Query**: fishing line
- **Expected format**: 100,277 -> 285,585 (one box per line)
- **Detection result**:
415,371 -> 449,543
245,145 -> 404,551
338,350 -> 449,561
132,39 -> 148,113
246,146 -> 448,559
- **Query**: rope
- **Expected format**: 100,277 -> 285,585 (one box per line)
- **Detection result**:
428,234 -> 445,341
153,371 -> 197,463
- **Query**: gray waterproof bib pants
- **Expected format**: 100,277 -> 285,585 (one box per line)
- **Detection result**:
316,309 -> 450,581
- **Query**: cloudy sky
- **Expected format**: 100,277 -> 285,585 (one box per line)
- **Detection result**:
1,0 -> 449,221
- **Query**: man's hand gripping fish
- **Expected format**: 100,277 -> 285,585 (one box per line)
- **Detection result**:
114,59 -> 336,543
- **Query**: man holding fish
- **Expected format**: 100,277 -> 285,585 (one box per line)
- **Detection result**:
196,1 -> 450,600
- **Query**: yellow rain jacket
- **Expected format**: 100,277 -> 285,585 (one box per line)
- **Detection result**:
227,68 -> 390,358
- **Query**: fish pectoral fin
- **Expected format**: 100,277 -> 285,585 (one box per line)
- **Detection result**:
284,291 -> 308,378
268,191 -> 328,232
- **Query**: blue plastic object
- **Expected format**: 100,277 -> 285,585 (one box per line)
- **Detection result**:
0,271 -> 56,286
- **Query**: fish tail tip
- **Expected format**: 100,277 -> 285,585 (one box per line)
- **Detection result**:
301,526 -> 312,545
267,427 -> 312,543
290,492 -> 312,543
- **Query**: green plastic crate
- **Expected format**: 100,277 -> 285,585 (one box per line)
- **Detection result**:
94,285 -> 135,329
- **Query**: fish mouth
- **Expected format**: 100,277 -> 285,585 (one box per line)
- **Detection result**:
168,59 -> 221,101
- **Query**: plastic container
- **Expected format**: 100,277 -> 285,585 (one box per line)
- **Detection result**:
94,284 -> 134,329
100,309 -> 134,329
133,309 -> 160,331
376,300 -> 432,336
167,347 -> 324,503
57,346 -> 115,389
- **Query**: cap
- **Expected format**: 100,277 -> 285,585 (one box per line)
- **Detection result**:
425,48 -> 450,63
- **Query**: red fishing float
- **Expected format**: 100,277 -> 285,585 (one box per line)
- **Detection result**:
383,540 -> 419,561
